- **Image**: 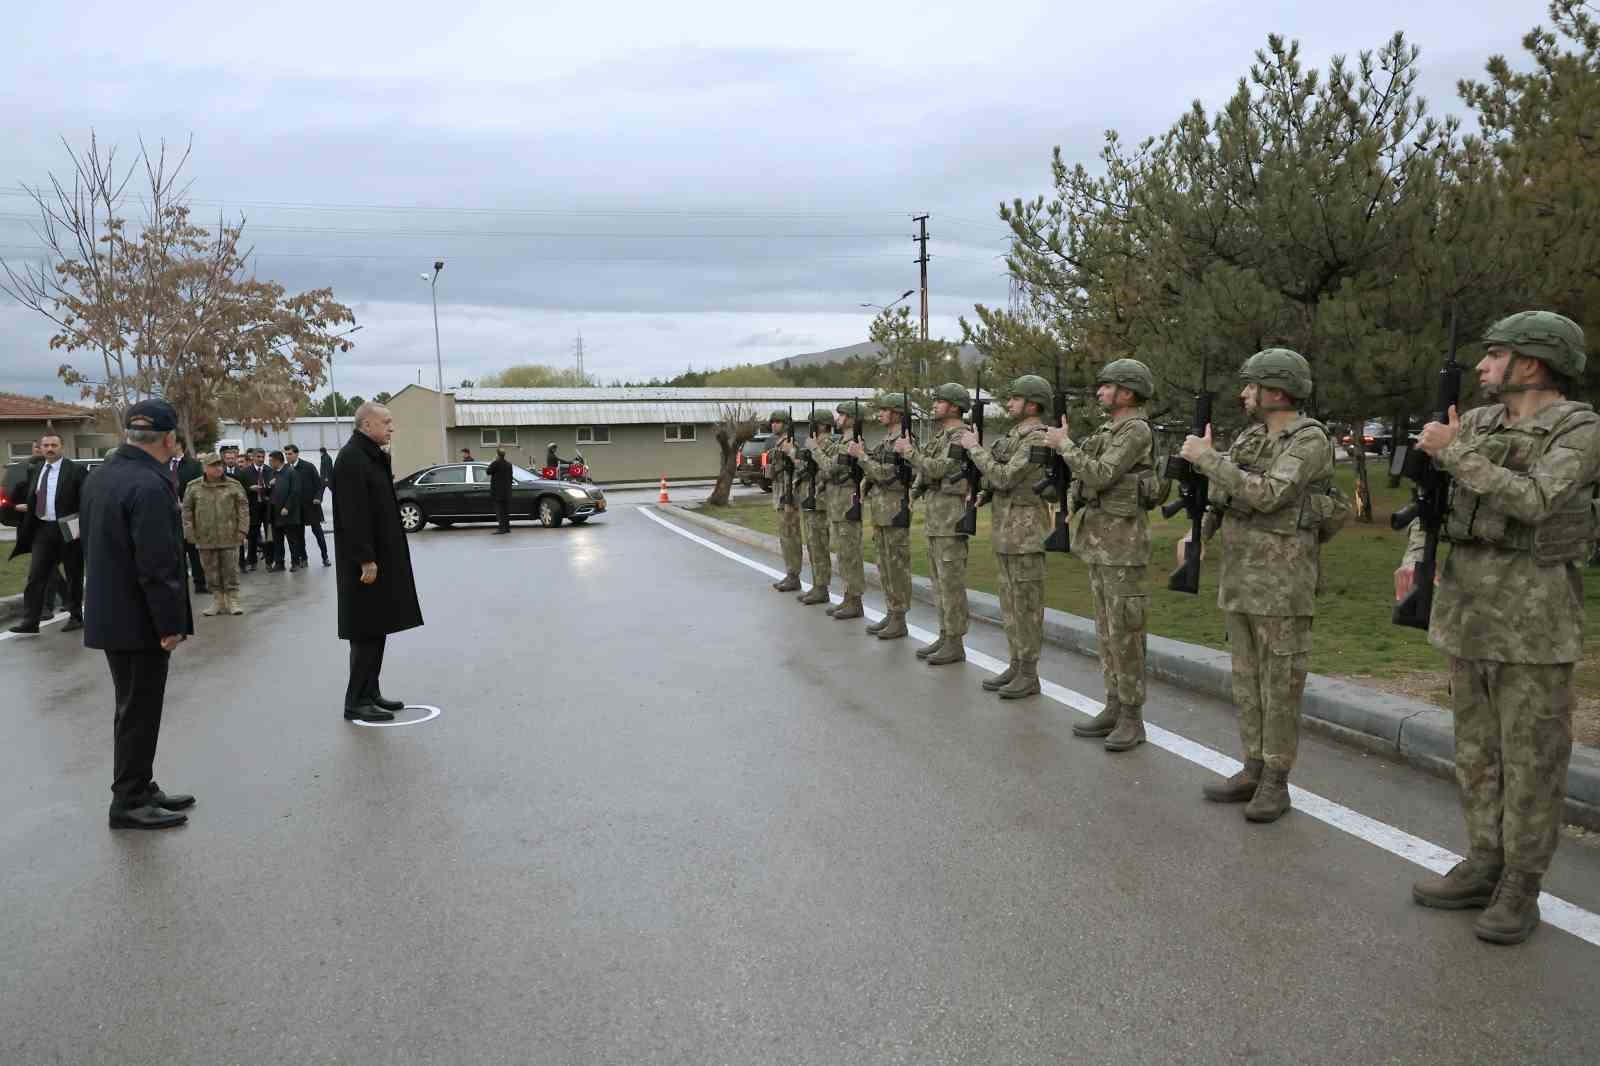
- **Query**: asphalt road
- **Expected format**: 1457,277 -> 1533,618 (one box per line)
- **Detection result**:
3,490 -> 1598,1065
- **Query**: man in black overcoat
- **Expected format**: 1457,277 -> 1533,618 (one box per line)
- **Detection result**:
8,430 -> 87,635
81,399 -> 195,830
268,450 -> 306,571
333,402 -> 424,722
487,448 -> 514,533
319,446 -> 335,504
285,444 -> 330,567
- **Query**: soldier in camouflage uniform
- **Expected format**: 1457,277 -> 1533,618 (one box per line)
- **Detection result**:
897,382 -> 972,665
767,410 -> 804,593
1180,349 -> 1335,823
849,393 -> 914,640
960,375 -> 1053,698
1045,359 -> 1157,750
825,399 -> 868,620
794,408 -> 836,607
1400,311 -> 1599,946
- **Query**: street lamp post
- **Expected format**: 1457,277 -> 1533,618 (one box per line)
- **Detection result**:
858,289 -> 916,314
327,324 -> 364,442
421,261 -> 446,463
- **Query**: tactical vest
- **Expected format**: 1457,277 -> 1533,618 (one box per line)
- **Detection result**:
1069,416 -> 1163,516
1442,401 -> 1600,565
1217,417 -> 1345,539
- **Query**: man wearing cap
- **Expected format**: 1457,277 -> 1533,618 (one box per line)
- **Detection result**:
767,410 -> 804,593
80,399 -> 195,830
824,400 -> 867,619
897,383 -> 971,663
1399,311 -> 1600,945
182,453 -> 250,616
849,394 -> 914,640
794,408 -> 836,606
959,376 -> 1054,697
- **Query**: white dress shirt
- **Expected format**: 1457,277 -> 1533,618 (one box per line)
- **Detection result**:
37,459 -> 62,521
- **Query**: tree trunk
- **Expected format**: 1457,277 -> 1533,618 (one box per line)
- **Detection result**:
706,434 -> 736,506
1387,406 -> 1407,488
1346,420 -> 1373,522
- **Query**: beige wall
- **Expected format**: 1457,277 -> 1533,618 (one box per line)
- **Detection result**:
2,420 -> 110,463
386,387 -> 456,479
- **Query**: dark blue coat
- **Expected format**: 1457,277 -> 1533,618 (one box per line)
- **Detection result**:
332,431 -> 423,640
80,444 -> 193,650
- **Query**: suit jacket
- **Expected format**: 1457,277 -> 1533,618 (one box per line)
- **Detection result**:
241,463 -> 271,513
487,458 -> 513,501
172,456 -> 203,498
320,453 -> 334,488
268,464 -> 301,526
292,458 -> 323,519
9,456 -> 87,560
80,444 -> 193,650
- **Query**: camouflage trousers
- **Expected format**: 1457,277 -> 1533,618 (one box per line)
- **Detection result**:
776,505 -> 803,578
1090,564 -> 1147,710
198,548 -> 240,594
873,526 -> 912,613
831,519 -> 865,596
800,509 -> 831,589
926,535 -> 969,637
995,552 -> 1045,664
1224,612 -> 1312,773
1450,658 -> 1574,876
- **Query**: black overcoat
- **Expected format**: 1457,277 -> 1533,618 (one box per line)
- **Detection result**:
80,444 -> 193,650
332,431 -> 423,640
487,457 -> 513,501
269,464 -> 301,526
9,456 -> 86,559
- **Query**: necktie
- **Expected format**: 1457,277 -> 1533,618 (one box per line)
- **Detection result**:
37,464 -> 50,520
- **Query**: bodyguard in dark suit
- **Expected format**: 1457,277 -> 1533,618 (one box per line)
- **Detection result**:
285,444 -> 330,566
81,399 -> 195,830
487,448 -> 514,533
223,449 -> 251,570
267,450 -> 306,570
333,402 -> 423,722
8,430 -> 87,635
240,449 -> 271,570
169,449 -> 208,593
319,446 -> 334,500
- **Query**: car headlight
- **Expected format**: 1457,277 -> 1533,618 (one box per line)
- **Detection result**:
563,488 -> 588,500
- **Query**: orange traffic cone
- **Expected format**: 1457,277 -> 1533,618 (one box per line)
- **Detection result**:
658,477 -> 670,504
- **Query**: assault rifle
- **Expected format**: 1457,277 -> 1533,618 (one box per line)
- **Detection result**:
954,372 -> 988,536
798,402 -> 819,511
1390,308 -> 1462,630
777,407 -> 796,507
892,390 -> 913,528
844,409 -> 864,522
1161,355 -> 1213,594
1032,362 -> 1072,553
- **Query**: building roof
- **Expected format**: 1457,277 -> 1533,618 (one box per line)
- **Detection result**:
439,386 -> 876,428
452,387 -> 875,403
0,391 -> 98,423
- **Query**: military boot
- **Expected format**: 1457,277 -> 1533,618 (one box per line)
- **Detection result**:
875,612 -> 908,640
1244,767 -> 1291,823
831,595 -> 864,620
998,661 -> 1041,699
1474,870 -> 1542,945
772,573 -> 801,593
915,634 -> 947,660
982,660 -> 1020,692
1072,699 -> 1120,739
926,637 -> 966,666
225,590 -> 244,616
202,591 -> 225,617
1412,854 -> 1503,910
865,613 -> 889,634
1103,705 -> 1146,752
798,585 -> 830,606
1201,758 -> 1263,803
825,599 -> 841,616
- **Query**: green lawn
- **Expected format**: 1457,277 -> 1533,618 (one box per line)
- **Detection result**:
0,552 -> 27,598
706,464 -> 1600,709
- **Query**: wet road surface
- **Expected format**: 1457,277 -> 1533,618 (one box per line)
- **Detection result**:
3,491 -> 1598,1065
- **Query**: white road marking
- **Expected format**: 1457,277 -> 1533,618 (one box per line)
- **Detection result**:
640,505 -> 1600,949
348,704 -> 442,728
0,612 -> 71,643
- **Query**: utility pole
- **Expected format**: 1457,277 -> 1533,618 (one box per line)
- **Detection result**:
912,214 -> 930,341
574,331 -> 585,384
422,260 -> 446,463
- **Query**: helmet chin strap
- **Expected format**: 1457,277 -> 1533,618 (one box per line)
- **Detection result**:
1485,354 -> 1541,397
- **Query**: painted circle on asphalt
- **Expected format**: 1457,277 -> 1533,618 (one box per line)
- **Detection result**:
350,704 -> 442,728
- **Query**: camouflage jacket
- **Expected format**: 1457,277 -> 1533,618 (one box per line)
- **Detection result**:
1403,400 -> 1600,663
1195,416 -> 1333,617
971,419 -> 1051,554
908,423 -> 967,537
768,435 -> 799,511
817,434 -> 857,523
860,431 -> 913,528
182,476 -> 249,549
1061,409 -> 1154,567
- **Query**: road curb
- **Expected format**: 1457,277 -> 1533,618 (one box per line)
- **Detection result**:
0,593 -> 24,626
663,502 -> 1600,828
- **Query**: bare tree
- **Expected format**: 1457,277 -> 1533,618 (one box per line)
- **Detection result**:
705,402 -> 758,507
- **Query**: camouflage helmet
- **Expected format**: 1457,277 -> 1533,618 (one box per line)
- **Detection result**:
874,392 -> 910,416
767,409 -> 792,425
1239,348 -> 1313,401
1096,358 -> 1155,401
807,407 -> 835,427
1482,310 -> 1586,378
835,399 -> 866,420
1007,374 -> 1053,408
932,382 -> 972,410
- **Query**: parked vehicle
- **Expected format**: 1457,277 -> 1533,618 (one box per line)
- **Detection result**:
737,433 -> 773,490
394,461 -> 606,533
541,451 -> 593,483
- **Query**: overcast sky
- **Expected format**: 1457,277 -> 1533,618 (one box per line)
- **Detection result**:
0,0 -> 1551,404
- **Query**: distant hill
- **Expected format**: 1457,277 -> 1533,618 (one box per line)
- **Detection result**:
767,341 -> 984,370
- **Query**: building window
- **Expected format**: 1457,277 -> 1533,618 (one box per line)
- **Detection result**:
481,428 -> 518,446
8,441 -> 34,459
664,424 -> 697,442
576,426 -> 610,445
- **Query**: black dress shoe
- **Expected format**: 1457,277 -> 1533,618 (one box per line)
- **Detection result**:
61,617 -> 84,633
109,805 -> 188,830
369,692 -> 405,712
344,703 -> 395,723
8,622 -> 40,636
322,557 -> 332,566
144,783 -> 196,811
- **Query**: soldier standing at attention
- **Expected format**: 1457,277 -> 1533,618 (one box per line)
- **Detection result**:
1179,349 -> 1334,823
1400,312 -> 1599,946
960,375 -> 1053,698
1045,359 -> 1157,750
850,394 -> 914,641
795,408 -> 836,607
827,400 -> 868,620
897,382 -> 972,665
767,410 -> 804,593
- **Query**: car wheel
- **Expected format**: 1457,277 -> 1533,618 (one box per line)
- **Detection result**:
538,496 -> 565,528
399,501 -> 424,533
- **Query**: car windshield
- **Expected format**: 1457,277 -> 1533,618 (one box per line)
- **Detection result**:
511,464 -> 540,483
